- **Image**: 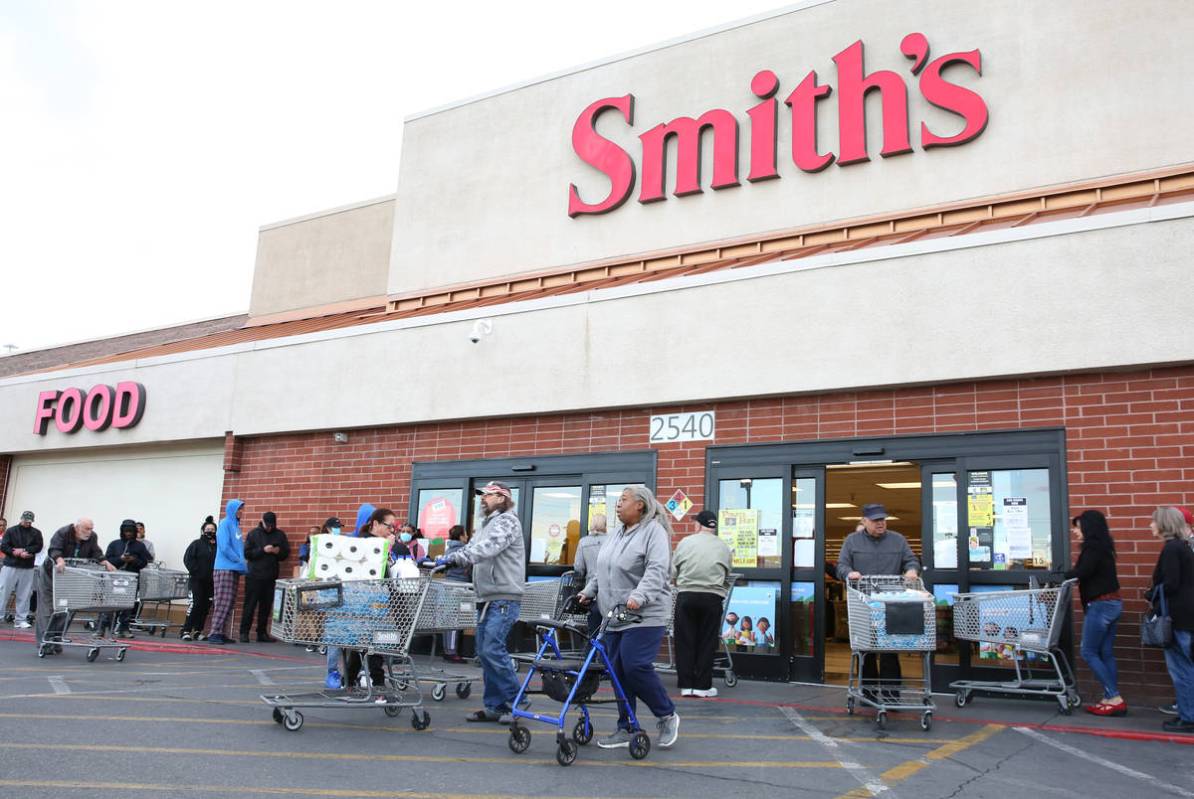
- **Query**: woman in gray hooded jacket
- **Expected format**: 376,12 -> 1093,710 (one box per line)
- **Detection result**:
580,486 -> 679,750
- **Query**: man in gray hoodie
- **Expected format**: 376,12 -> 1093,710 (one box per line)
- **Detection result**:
438,481 -> 525,723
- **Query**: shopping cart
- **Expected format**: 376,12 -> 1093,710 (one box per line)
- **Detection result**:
655,574 -> 741,688
410,577 -> 480,701
260,573 -> 434,732
38,559 -> 137,663
948,578 -> 1079,714
512,574 -> 590,669
845,576 -> 936,730
129,565 -> 189,637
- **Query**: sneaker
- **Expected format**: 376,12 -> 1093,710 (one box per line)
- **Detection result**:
680,689 -> 694,697
691,687 -> 718,698
207,634 -> 228,645
115,630 -> 134,639
1161,718 -> 1194,734
597,729 -> 632,749
657,713 -> 680,748
325,669 -> 343,690
1159,703 -> 1179,716
14,621 -> 31,630
195,633 -> 207,641
181,631 -> 193,642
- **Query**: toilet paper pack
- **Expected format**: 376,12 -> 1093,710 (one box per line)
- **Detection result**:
305,534 -> 390,581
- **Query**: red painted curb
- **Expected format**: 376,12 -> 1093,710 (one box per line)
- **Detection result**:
1,631 -> 314,663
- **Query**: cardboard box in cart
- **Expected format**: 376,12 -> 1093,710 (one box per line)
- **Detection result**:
305,534 -> 390,581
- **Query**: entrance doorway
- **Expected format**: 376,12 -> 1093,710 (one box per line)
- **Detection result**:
822,461 -> 923,685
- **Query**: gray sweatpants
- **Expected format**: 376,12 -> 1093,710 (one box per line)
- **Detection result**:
0,566 -> 35,619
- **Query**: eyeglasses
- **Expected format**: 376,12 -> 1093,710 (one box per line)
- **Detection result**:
382,522 -> 395,531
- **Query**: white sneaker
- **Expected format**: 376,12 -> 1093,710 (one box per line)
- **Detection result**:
14,621 -> 31,629
692,687 -> 718,698
657,713 -> 680,749
680,689 -> 694,697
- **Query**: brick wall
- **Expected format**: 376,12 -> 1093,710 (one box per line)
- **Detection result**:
220,364 -> 1194,699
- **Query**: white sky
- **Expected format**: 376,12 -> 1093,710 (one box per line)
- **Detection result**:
0,1 -> 788,353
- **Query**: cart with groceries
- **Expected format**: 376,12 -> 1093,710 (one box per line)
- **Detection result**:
39,558 -> 137,663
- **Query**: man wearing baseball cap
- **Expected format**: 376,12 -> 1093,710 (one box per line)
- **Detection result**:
1,511 -> 43,629
672,510 -> 733,698
437,481 -> 525,722
836,503 -> 920,703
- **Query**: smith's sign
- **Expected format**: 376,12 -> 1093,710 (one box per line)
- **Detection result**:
567,33 -> 988,217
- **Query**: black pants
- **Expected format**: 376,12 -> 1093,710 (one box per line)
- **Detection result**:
862,653 -> 902,699
184,578 -> 213,634
345,651 -> 387,688
674,591 -> 723,690
240,576 -> 276,639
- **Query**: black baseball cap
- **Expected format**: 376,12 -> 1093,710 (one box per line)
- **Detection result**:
695,510 -> 718,530
861,503 -> 888,520
324,517 -> 342,529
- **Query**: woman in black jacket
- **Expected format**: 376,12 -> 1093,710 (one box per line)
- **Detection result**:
181,517 -> 218,641
1064,510 -> 1124,716
1150,506 -> 1194,733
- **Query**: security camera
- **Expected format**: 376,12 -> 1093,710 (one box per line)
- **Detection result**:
469,319 -> 494,344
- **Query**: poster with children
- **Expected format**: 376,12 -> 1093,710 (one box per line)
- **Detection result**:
720,584 -> 777,652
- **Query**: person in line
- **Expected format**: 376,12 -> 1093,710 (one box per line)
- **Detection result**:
1,511 -> 43,629
1061,510 -> 1125,716
36,518 -> 115,652
344,507 -> 397,696
573,513 -> 609,634
136,522 -> 155,562
1149,506 -> 1194,734
327,505 -> 372,689
442,524 -> 470,663
579,485 -> 680,750
207,499 -> 246,645
672,509 -> 732,698
180,517 -> 217,641
437,481 -> 525,724
99,519 -> 151,638
295,523 -> 324,578
1159,505 -> 1194,717
836,503 -> 919,704
240,511 -> 290,643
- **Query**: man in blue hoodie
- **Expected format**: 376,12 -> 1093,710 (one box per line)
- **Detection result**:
207,499 -> 245,645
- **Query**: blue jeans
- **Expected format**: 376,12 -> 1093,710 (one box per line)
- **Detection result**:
604,625 -> 675,731
1164,628 -> 1194,723
1080,599 -> 1121,699
476,600 -> 520,715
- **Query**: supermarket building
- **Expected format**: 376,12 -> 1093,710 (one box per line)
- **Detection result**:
3,1 -> 1194,696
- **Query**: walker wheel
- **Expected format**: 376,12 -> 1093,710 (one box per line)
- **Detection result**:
508,725 -> 531,754
86,648 -> 99,663
628,731 -> 651,760
432,684 -> 446,702
272,708 -> 284,724
283,711 -> 304,731
954,691 -> 969,708
920,711 -> 932,732
456,682 -> 471,699
875,711 -> 887,730
116,649 -> 127,662
556,739 -> 578,767
572,717 -> 593,745
411,710 -> 431,730
37,646 -> 47,659
383,704 -> 401,718
723,670 -> 738,688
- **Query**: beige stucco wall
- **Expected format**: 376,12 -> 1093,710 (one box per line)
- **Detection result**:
389,0 -> 1194,296
2,207 -> 1192,453
250,196 -> 395,318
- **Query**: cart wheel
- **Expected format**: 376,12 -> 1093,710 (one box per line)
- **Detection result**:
954,691 -> 969,708
37,646 -> 47,659
456,682 -> 471,700
116,649 -> 127,662
846,696 -> 855,715
1057,696 -> 1072,715
875,711 -> 887,730
393,679 -> 410,692
1066,689 -> 1081,709
572,717 -> 593,745
556,739 -> 578,767
723,670 -> 738,688
160,628 -> 168,638
283,711 -> 304,732
383,704 -> 401,718
272,708 -> 284,724
508,725 -> 531,754
86,648 -> 99,663
432,684 -> 446,702
411,710 -> 431,731
920,712 -> 933,732
628,731 -> 651,760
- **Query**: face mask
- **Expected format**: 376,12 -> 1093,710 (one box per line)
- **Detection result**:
399,533 -> 412,543
329,527 -> 341,536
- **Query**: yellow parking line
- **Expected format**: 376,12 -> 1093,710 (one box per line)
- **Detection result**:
831,724 -> 1004,799
0,780 -> 655,799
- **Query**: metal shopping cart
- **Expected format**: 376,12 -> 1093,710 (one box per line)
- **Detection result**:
845,576 -> 936,730
512,574 -> 590,670
260,574 -> 434,732
129,565 -> 190,637
410,577 -> 481,701
948,578 -> 1079,714
655,574 -> 741,688
38,559 -> 137,663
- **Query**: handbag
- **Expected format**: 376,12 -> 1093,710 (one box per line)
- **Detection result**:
1141,585 -> 1173,648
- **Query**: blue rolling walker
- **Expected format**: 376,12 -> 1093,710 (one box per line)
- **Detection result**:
507,599 -> 651,766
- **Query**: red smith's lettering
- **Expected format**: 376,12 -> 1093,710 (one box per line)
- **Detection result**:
567,33 -> 988,217
34,381 -> 146,436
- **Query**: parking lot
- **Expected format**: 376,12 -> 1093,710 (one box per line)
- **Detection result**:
0,633 -> 1191,799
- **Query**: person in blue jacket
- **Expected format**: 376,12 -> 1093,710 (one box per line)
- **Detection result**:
325,503 -> 373,689
206,499 -> 245,645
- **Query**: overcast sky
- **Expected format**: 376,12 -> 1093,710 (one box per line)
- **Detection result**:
0,1 -> 791,354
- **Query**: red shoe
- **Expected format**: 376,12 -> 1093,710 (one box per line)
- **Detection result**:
1085,701 -> 1127,717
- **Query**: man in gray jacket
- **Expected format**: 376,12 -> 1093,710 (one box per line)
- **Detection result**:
438,481 -> 525,723
836,503 -> 920,703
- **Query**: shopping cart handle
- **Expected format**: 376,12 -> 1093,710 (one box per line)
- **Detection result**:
418,563 -> 447,574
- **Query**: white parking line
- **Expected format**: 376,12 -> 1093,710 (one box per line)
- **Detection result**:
47,676 -> 71,695
780,705 -> 893,796
1013,728 -> 1194,798
249,670 -> 275,686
